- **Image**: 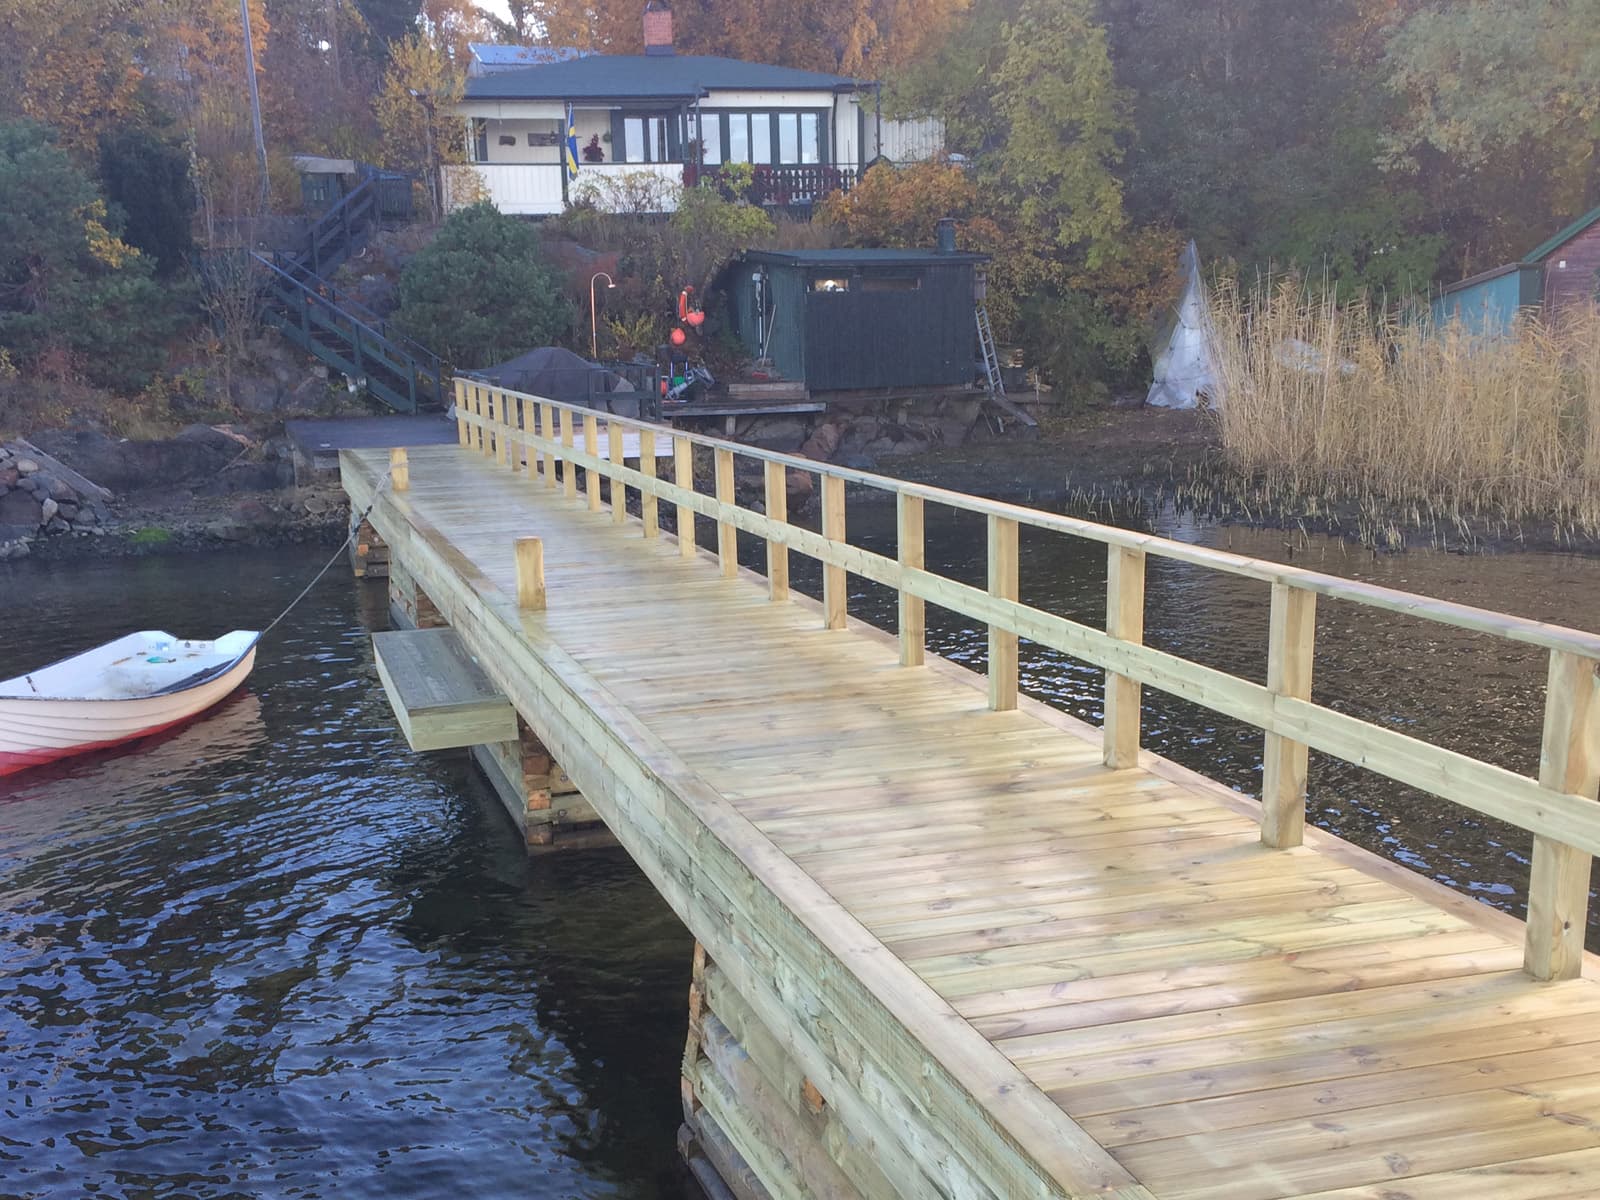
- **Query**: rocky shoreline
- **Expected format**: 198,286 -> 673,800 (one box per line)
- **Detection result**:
0,429 -> 350,564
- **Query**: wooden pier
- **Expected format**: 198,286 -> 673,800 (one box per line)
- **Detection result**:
342,380 -> 1600,1200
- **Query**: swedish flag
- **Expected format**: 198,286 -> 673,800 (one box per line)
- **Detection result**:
564,103 -> 579,180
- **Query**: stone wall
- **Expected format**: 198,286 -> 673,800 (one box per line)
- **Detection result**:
0,443 -> 106,560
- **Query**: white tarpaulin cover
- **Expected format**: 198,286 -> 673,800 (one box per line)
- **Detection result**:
1146,240 -> 1216,409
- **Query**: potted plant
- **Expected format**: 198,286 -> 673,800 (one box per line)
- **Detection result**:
582,135 -> 605,163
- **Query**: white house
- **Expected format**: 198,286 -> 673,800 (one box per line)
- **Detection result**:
446,11 -> 943,216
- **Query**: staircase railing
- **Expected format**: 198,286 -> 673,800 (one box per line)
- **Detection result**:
252,252 -> 440,413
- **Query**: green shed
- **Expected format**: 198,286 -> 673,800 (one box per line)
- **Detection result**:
723,247 -> 988,394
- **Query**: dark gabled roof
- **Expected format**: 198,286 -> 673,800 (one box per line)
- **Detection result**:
743,248 -> 988,267
463,54 -> 863,102
1522,203 -> 1600,265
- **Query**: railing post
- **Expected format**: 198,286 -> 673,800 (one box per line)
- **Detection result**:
1261,582 -> 1316,846
484,389 -> 498,461
988,514 -> 1018,711
714,447 -> 736,579
455,379 -> 469,446
584,412 -> 602,512
763,460 -> 788,601
609,421 -> 626,523
560,407 -> 577,499
389,446 -> 409,491
507,394 -> 522,472
640,429 -> 658,538
515,537 -> 546,611
675,435 -> 696,558
1525,650 -> 1600,981
1104,546 -> 1147,768
898,492 -> 925,667
475,386 -> 488,455
822,474 -> 846,630
541,403 -> 556,487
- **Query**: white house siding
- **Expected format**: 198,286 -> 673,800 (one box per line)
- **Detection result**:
870,116 -> 944,163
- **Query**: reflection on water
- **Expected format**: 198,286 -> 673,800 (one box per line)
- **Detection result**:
0,550 -> 693,1200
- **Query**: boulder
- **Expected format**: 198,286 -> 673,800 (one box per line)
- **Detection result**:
39,497 -> 57,523
785,467 -> 815,504
798,421 -> 842,462
29,428 -> 242,492
15,458 -> 39,475
742,416 -> 808,451
0,489 -> 41,527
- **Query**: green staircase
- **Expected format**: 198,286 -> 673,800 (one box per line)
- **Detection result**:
235,168 -> 445,413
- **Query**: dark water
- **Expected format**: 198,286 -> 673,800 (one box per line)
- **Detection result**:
1,512 -> 1597,1199
0,550 -> 694,1200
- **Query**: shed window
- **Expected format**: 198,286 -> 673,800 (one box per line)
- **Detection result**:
862,272 -> 921,292
811,275 -> 850,293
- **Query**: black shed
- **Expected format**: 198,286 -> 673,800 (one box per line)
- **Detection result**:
724,247 -> 988,393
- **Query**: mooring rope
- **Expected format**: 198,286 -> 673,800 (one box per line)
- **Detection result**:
260,468 -> 393,640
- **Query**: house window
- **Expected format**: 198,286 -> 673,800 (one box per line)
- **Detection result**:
811,275 -> 850,293
471,118 -> 488,163
689,113 -> 721,165
622,114 -> 671,163
778,114 -> 798,164
722,111 -> 826,166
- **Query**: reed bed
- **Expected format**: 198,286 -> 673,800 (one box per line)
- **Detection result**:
1207,276 -> 1600,532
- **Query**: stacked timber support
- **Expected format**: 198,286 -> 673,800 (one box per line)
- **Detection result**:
349,517 -> 389,578
680,943 -> 894,1200
381,528 -> 610,853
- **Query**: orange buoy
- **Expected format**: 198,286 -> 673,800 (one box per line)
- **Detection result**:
670,327 -> 687,345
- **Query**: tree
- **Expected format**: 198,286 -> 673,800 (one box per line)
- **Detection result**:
0,0 -> 143,155
99,120 -> 197,278
867,1 -> 1162,392
0,122 -> 178,388
991,0 -> 1128,264
393,202 -> 571,366
376,30 -> 467,220
1383,0 -> 1600,270
521,0 -> 969,73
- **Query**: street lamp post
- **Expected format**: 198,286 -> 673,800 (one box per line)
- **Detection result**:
590,271 -> 616,360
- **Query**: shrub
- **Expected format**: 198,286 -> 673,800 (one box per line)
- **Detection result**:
99,120 -> 195,278
0,120 -> 183,390
393,203 -> 571,368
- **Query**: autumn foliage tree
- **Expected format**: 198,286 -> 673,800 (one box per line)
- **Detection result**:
376,31 -> 468,220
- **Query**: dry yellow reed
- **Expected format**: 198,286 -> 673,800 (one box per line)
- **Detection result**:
1207,276 -> 1600,529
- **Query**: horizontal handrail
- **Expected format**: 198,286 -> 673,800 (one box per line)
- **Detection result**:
458,384 -> 1600,659
451,378 -> 1600,982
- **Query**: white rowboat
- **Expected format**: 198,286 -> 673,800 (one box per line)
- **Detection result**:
0,631 -> 259,776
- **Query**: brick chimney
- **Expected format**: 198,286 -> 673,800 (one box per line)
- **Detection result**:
643,1 -> 674,55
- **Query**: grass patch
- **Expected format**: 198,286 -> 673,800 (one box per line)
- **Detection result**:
128,526 -> 174,546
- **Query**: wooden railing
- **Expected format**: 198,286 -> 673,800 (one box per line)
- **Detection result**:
449,379 -> 1600,983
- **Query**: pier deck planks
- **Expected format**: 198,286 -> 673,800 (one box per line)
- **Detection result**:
344,445 -> 1600,1200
